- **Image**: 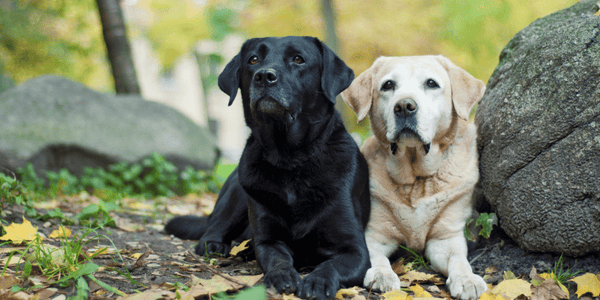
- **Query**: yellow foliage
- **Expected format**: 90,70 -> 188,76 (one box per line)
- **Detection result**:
229,239 -> 251,256
400,270 -> 435,283
490,279 -> 532,300
335,286 -> 360,299
382,290 -> 413,300
409,284 -> 432,298
570,273 -> 600,297
48,225 -> 71,239
0,217 -> 39,244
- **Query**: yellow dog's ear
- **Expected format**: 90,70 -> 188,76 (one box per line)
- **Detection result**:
436,56 -> 486,120
341,63 -> 376,123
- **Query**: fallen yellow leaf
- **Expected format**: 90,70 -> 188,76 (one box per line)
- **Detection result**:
182,274 -> 264,298
335,286 -> 361,299
130,253 -> 144,260
49,225 -> 71,239
382,289 -> 413,300
400,270 -> 435,284
0,217 -> 38,244
490,279 -> 532,300
479,292 -> 508,300
229,239 -> 251,256
570,273 -> 600,297
409,284 -> 432,297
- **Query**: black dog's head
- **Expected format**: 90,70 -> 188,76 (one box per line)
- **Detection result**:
218,36 -> 354,127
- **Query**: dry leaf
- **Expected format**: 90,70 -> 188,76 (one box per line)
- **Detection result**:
181,274 -> 263,298
48,225 -> 71,239
533,270 -> 569,297
282,294 -> 302,300
530,278 -> 569,300
381,289 -> 413,300
479,292 -> 508,300
335,286 -> 361,299
400,270 -> 435,284
491,279 -> 532,300
33,199 -> 59,210
229,239 -> 251,256
486,265 -> 499,275
113,215 -> 145,232
0,275 -> 20,289
570,273 -> 600,297
0,254 -> 23,267
0,217 -> 38,244
392,258 -> 409,275
409,284 -> 432,297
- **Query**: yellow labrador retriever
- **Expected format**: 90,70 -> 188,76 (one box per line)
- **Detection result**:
342,56 -> 486,300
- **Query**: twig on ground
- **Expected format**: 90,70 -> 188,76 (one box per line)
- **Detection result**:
469,245 -> 489,265
185,250 -> 250,289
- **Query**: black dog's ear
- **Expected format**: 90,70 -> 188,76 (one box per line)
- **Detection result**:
218,53 -> 241,106
316,39 -> 355,104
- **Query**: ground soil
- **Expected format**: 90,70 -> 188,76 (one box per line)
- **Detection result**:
2,200 -> 599,300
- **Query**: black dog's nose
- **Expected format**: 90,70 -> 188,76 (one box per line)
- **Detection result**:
254,69 -> 278,86
394,98 -> 417,116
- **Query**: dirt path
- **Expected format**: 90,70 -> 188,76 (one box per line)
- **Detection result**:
2,197 -> 600,300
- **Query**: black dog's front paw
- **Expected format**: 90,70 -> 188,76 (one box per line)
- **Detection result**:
297,271 -> 339,300
195,239 -> 230,256
264,267 -> 302,295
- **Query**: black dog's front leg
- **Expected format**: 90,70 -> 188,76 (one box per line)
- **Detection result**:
255,241 -> 302,294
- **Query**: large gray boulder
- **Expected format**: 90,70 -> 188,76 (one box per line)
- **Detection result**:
475,0 -> 600,256
0,75 -> 219,177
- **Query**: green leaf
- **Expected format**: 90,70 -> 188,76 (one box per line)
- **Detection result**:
55,263 -> 99,284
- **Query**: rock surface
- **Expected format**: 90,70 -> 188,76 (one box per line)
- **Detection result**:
0,75 -> 219,177
475,0 -> 600,256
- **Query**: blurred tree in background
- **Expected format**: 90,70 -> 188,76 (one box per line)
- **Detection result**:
0,0 -> 578,131
0,0 -> 110,92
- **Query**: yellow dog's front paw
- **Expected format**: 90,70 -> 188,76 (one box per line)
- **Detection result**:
447,273 -> 487,300
363,267 -> 401,292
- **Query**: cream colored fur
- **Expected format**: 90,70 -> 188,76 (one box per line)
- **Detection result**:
342,56 -> 487,300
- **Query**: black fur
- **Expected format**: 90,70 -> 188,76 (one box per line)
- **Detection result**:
166,36 -> 371,300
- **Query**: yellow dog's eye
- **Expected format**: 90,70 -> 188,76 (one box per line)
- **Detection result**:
426,79 -> 439,88
292,55 -> 305,64
248,56 -> 259,65
381,80 -> 394,91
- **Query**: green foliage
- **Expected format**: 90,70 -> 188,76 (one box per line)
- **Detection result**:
0,172 -> 38,219
549,254 -> 582,285
17,153 -> 220,200
398,244 -> 430,270
75,201 -> 119,228
17,163 -> 44,192
465,212 -> 498,240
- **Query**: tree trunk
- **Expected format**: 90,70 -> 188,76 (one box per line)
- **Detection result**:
320,0 -> 350,125
96,0 -> 140,94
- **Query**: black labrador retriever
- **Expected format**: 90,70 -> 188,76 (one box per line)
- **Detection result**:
165,36 -> 371,300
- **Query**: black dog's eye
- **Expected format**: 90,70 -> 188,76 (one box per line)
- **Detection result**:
426,79 -> 439,88
381,80 -> 395,91
292,55 -> 305,64
248,55 -> 259,65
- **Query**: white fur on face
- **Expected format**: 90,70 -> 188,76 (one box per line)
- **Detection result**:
375,58 -> 453,147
